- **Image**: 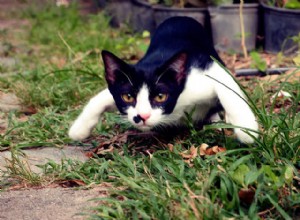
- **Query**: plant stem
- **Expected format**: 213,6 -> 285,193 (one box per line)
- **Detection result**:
179,0 -> 184,8
239,0 -> 248,58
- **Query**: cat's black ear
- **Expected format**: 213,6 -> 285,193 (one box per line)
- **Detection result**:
161,52 -> 187,84
102,50 -> 130,85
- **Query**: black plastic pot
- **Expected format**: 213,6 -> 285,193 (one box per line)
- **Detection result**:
106,0 -> 133,28
153,5 -> 209,29
209,4 -> 259,53
261,3 -> 300,54
130,0 -> 156,34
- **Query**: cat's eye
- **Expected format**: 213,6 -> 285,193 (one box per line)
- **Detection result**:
121,93 -> 135,103
154,93 -> 168,103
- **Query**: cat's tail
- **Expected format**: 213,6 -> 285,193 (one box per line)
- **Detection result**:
208,62 -> 259,144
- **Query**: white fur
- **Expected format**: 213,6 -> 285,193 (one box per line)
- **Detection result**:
69,62 -> 258,143
68,88 -> 116,141
203,62 -> 258,143
170,62 -> 258,143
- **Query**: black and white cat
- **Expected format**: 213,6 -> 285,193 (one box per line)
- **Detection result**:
69,17 -> 258,143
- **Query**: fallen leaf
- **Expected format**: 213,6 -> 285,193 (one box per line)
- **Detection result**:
95,145 -> 114,155
238,188 -> 255,205
85,151 -> 95,158
167,143 -> 174,152
199,143 -> 209,156
87,132 -> 129,156
180,145 -> 198,159
58,179 -> 86,188
181,144 -> 226,165
205,146 -> 226,155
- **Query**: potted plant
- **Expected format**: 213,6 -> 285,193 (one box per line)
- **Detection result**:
260,0 -> 300,54
150,0 -> 209,30
208,0 -> 259,54
104,0 -> 133,28
130,0 -> 156,33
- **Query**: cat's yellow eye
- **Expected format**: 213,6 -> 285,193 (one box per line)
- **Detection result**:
154,93 -> 168,103
121,93 -> 135,103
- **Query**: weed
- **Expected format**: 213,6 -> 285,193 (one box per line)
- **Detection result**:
250,51 -> 268,72
1,149 -> 42,186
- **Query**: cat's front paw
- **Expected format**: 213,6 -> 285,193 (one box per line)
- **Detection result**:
235,127 -> 258,144
68,119 -> 92,141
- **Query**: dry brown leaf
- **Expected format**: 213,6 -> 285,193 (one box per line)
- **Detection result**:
87,132 -> 130,156
95,145 -> 115,155
85,151 -> 94,158
58,179 -> 86,188
203,145 -> 226,156
181,144 -> 226,165
205,148 -> 214,155
199,143 -> 209,156
238,188 -> 255,205
167,143 -> 174,152
180,145 -> 198,159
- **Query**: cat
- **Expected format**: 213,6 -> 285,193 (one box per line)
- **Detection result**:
69,16 -> 258,143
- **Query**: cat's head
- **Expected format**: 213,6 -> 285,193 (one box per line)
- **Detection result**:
102,50 -> 187,130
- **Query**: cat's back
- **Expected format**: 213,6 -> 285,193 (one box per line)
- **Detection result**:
150,16 -> 211,49
138,17 -> 222,69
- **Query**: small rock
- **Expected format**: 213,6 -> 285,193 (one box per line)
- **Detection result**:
0,57 -> 19,68
0,118 -> 8,133
0,91 -> 23,112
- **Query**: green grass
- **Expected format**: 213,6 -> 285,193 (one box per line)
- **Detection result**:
0,2 -> 299,219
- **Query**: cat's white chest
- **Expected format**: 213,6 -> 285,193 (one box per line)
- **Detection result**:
168,67 -> 218,123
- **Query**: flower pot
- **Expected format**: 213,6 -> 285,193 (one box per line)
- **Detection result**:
152,5 -> 209,29
130,0 -> 156,33
106,0 -> 133,28
96,0 -> 106,8
261,2 -> 300,54
209,4 -> 259,53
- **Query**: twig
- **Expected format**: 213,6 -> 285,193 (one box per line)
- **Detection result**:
239,0 -> 248,58
258,206 -> 275,216
58,32 -> 76,57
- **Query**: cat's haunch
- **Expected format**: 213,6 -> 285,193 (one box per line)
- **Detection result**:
69,16 -> 258,143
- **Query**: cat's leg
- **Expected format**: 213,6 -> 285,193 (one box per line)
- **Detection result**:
209,113 -> 222,123
208,62 -> 259,143
69,88 -> 116,141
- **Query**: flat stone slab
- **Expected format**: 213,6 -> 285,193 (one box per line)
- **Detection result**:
0,92 -> 23,112
0,186 -> 107,220
0,146 -> 89,174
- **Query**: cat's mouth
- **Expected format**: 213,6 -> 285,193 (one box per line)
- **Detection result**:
135,124 -> 152,131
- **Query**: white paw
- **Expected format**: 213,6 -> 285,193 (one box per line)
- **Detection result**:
68,120 -> 91,141
235,128 -> 258,144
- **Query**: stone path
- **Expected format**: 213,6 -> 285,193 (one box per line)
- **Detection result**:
0,186 -> 107,220
0,146 -> 89,174
0,146 -> 103,220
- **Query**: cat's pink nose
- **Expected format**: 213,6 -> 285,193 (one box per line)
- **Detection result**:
139,113 -> 151,121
